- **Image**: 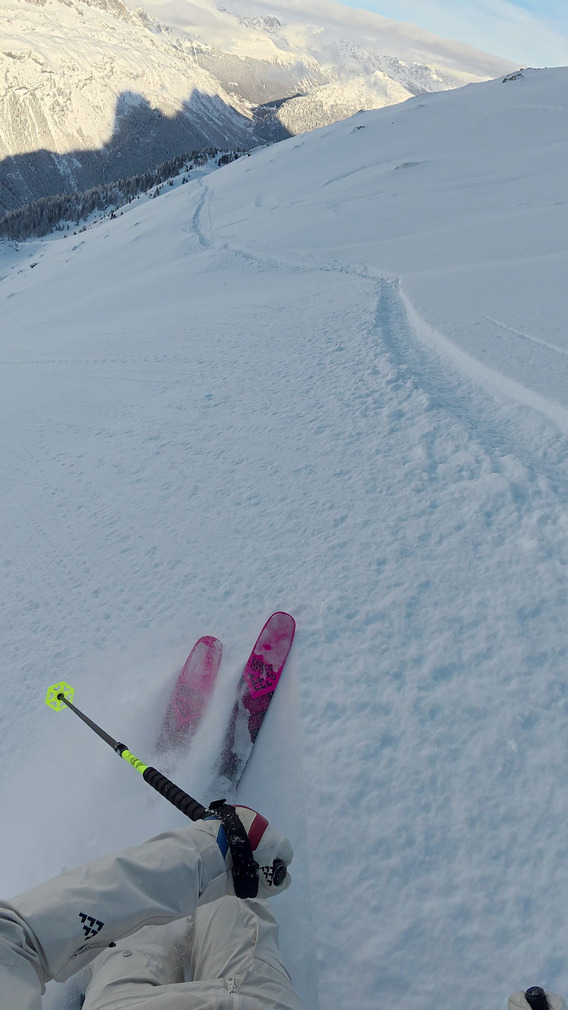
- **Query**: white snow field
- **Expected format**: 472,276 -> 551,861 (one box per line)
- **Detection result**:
2,66 -> 568,1010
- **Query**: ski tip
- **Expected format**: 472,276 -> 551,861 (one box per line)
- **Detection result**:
268,611 -> 295,626
266,612 -> 296,638
197,636 -> 223,648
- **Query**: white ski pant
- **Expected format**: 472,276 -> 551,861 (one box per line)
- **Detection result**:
83,896 -> 304,1010
0,821 -> 303,1010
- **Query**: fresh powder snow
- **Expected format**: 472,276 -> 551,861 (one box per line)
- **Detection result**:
1,66 -> 568,1010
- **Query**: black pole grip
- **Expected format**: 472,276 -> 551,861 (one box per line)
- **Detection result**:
143,767 -> 207,821
525,988 -> 549,1010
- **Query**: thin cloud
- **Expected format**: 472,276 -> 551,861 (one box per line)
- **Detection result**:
354,0 -> 568,65
129,0 -> 568,66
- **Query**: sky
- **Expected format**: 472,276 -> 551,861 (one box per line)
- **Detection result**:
349,0 -> 568,66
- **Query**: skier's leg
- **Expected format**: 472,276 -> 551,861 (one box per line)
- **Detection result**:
83,898 -> 303,1010
81,918 -> 188,1010
190,895 -> 304,1010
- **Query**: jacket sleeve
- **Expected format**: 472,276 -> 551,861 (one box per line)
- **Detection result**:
0,820 -> 228,1008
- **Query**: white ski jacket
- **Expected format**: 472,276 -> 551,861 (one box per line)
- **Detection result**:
0,822 -> 229,1010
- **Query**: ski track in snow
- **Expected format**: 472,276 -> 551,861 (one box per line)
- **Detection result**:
484,314 -> 568,359
187,183 -> 568,1008
2,78 -> 568,1010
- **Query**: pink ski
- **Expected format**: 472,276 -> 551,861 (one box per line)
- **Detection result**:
219,612 -> 295,787
157,636 -> 222,752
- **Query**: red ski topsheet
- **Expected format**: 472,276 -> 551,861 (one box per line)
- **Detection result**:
157,636 -> 222,752
243,611 -> 296,698
219,612 -> 295,787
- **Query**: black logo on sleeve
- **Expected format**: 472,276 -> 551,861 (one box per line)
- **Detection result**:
79,913 -> 104,939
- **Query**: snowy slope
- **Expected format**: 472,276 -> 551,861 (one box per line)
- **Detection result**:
275,70 -> 413,133
0,0 -> 264,213
205,67 -> 568,421
2,67 -> 568,1010
0,0 -> 245,157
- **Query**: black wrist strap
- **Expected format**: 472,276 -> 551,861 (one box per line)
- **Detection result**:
207,800 -> 259,899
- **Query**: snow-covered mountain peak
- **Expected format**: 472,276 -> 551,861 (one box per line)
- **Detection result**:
77,0 -> 133,16
222,8 -> 283,32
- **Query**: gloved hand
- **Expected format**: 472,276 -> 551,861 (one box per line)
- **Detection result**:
194,803 -> 293,899
233,805 -> 294,897
509,991 -> 567,1010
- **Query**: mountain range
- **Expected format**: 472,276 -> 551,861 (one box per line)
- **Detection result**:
1,0 -> 515,214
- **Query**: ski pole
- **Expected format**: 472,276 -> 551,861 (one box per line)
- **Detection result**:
45,681 -> 208,820
45,680 -> 288,894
